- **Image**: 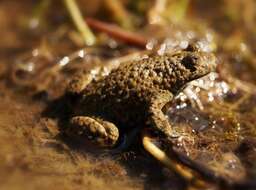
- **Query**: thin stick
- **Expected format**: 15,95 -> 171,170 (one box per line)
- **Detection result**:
63,0 -> 96,46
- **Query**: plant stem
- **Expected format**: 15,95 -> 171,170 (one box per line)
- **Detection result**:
63,0 -> 96,46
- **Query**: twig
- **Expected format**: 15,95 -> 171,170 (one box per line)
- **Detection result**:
63,0 -> 96,46
86,18 -> 147,48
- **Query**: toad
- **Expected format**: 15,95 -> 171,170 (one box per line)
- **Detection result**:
66,44 -> 216,148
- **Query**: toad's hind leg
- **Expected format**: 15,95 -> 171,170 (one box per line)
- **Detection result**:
68,116 -> 119,147
148,90 -> 177,138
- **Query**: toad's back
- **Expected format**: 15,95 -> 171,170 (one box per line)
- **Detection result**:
83,55 -> 178,101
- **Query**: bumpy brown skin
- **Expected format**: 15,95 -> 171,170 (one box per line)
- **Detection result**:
67,46 -> 216,148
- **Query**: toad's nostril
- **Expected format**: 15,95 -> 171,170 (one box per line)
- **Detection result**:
181,55 -> 197,72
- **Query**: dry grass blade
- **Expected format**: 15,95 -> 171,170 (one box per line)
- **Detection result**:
142,131 -> 206,188
103,0 -> 132,29
63,0 -> 96,46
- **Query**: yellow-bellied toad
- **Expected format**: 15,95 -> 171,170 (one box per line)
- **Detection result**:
66,45 -> 216,148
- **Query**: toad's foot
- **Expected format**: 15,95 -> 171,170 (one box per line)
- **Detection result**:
68,116 -> 119,147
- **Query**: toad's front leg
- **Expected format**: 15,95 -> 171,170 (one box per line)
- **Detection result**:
147,90 -> 177,138
67,116 -> 119,147
67,70 -> 94,94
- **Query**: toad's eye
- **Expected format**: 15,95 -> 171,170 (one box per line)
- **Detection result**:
181,55 -> 197,72
185,44 -> 200,52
